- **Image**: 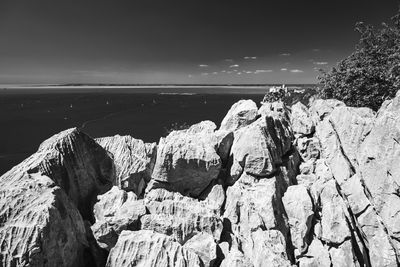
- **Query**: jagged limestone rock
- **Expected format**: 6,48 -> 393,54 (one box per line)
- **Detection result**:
96,135 -> 157,195
183,232 -> 217,267
1,128 -> 115,220
91,186 -> 146,250
328,106 -> 375,167
223,174 -> 292,266
282,185 -> 314,257
141,188 -> 223,244
0,174 -> 89,267
358,91 -> 400,247
309,98 -> 345,123
219,99 -> 258,132
298,239 -> 331,267
106,230 -> 202,267
150,121 -> 221,197
0,128 -> 115,266
228,114 -> 293,184
291,101 -> 315,136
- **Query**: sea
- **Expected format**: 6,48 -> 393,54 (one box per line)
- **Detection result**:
0,85 -> 315,175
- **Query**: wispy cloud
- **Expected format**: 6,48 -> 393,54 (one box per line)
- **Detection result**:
290,69 -> 304,73
243,70 -> 253,74
281,68 -> 288,71
255,69 -> 273,74
224,59 -> 234,62
188,74 -> 193,78
229,64 -> 239,68
212,72 -> 218,75
199,64 -> 209,67
313,49 -> 321,52
280,53 -> 291,56
313,61 -> 328,65
201,72 -> 209,76
244,56 -> 257,60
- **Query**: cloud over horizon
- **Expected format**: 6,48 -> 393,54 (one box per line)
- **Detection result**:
290,69 -> 304,73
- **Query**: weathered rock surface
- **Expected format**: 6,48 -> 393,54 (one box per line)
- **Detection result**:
1,128 -> 115,220
96,135 -> 156,196
141,188 -> 223,244
150,121 -> 221,197
0,128 -> 115,266
282,185 -> 314,257
291,102 -> 315,136
91,186 -> 146,250
0,174 -> 88,267
219,99 -> 258,132
106,230 -> 202,267
4,93 -> 400,267
228,113 -> 293,184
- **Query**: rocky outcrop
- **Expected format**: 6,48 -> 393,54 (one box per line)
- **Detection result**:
150,121 -> 221,197
291,102 -> 314,136
219,99 -> 258,132
3,91 -> 400,267
0,128 -> 115,266
141,187 -> 223,245
91,186 -> 146,250
96,135 -> 156,196
106,230 -> 202,267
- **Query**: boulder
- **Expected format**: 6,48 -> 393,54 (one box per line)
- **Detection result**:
219,99 -> 258,132
328,106 -> 375,166
319,180 -> 351,245
150,121 -> 221,197
223,174 -> 291,266
91,186 -> 146,250
141,188 -> 223,244
0,173 -> 89,267
282,185 -> 314,257
96,135 -> 156,195
358,91 -> 400,244
309,99 -> 345,122
183,232 -> 217,267
291,102 -> 315,136
1,128 -> 115,220
228,114 -> 293,184
106,230 -> 202,267
329,240 -> 359,267
298,239 -> 331,267
220,248 -> 253,267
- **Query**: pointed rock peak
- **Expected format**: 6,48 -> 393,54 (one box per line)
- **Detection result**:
219,99 -> 258,132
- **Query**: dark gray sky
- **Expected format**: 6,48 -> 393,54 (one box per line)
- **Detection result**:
0,0 -> 398,84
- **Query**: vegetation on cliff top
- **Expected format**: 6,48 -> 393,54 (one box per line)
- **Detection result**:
318,10 -> 400,111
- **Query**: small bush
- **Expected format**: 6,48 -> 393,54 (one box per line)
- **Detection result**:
318,11 -> 400,111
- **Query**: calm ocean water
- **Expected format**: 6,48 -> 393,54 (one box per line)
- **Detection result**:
0,87 -> 268,175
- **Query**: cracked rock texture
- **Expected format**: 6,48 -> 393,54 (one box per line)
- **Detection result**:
2,93 -> 400,266
96,135 -> 157,196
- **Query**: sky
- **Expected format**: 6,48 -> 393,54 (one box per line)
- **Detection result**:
0,0 -> 398,84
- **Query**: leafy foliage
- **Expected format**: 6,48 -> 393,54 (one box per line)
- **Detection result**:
262,88 -> 287,103
318,11 -> 400,111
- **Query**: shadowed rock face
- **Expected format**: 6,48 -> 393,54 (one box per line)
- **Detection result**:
3,93 -> 400,267
96,135 -> 157,196
0,128 -> 115,266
